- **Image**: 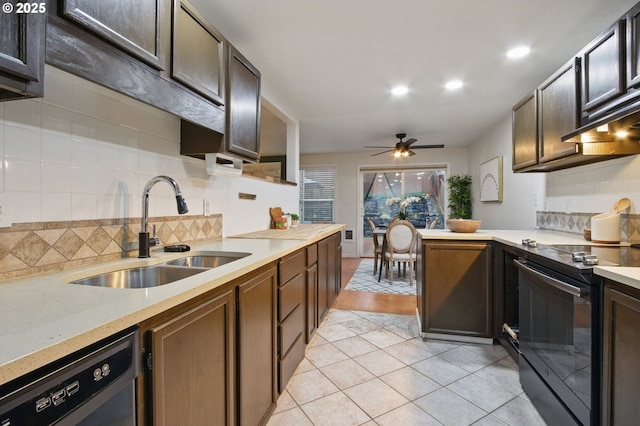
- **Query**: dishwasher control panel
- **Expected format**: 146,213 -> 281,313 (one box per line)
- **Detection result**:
0,328 -> 139,425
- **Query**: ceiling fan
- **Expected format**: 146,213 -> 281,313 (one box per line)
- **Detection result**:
364,133 -> 444,157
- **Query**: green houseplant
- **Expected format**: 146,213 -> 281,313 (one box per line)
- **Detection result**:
447,174 -> 472,219
446,174 -> 480,232
288,212 -> 300,227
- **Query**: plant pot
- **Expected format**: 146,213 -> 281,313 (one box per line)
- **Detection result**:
446,219 -> 481,233
291,219 -> 299,227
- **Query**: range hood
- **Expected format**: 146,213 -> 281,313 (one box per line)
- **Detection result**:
563,101 -> 640,144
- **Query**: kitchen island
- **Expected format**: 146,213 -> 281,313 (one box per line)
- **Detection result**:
417,228 -> 640,342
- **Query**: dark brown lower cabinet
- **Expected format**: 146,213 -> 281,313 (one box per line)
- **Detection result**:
237,266 -> 277,426
148,289 -> 235,426
421,241 -> 493,338
317,232 -> 342,324
602,283 -> 640,425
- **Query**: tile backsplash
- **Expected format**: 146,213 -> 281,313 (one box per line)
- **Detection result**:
537,211 -> 640,242
0,214 -> 222,281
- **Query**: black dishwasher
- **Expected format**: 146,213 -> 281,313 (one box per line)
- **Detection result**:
0,327 -> 140,425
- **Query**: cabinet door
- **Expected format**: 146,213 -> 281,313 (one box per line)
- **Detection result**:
539,58 -> 580,163
512,92 -> 538,171
327,234 -> 340,306
627,3 -> 640,89
150,290 -> 235,426
237,266 -> 277,426
226,44 -> 261,161
61,0 -> 165,69
306,263 -> 318,341
317,238 -> 330,324
602,285 -> 640,425
424,242 -> 493,337
172,0 -> 225,105
0,2 -> 45,99
581,20 -> 625,115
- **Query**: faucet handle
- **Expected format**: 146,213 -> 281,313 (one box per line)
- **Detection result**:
149,224 -> 160,247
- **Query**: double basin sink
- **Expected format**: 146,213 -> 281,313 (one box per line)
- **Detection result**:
68,251 -> 251,289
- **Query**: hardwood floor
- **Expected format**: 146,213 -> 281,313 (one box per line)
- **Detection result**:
333,258 -> 417,316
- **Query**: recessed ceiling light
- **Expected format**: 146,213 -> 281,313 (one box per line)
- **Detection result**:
391,85 -> 409,96
445,80 -> 463,90
507,46 -> 530,59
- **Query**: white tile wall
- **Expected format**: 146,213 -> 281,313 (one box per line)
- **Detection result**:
546,155 -> 640,215
0,65 -> 299,236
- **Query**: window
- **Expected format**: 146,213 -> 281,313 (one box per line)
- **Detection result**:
299,166 -> 335,223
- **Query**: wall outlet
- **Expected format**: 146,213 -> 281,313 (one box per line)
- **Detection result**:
203,199 -> 211,216
0,194 -> 13,228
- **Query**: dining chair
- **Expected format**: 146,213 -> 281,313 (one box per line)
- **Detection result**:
429,218 -> 438,229
384,219 -> 418,285
367,218 -> 383,274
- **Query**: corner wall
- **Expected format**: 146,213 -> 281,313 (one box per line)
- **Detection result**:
468,115 -> 545,230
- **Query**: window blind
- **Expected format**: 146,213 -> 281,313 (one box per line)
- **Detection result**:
299,166 -> 335,223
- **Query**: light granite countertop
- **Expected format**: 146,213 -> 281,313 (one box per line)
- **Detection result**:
419,228 -> 640,291
0,224 -> 344,385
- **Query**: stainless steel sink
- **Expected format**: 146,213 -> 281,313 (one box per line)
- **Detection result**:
70,264 -> 209,288
164,252 -> 251,268
68,251 -> 251,288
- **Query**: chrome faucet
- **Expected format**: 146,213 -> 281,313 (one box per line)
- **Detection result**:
139,176 -> 189,258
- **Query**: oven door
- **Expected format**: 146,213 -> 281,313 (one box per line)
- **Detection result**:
516,259 -> 596,426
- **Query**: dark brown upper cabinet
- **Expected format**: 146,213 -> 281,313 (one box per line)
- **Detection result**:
61,0 -> 166,70
627,3 -> 640,90
172,0 -> 225,105
580,20 -> 625,120
512,92 -> 538,171
226,44 -> 261,161
538,58 -> 581,164
46,0 -> 225,134
0,4 -> 45,100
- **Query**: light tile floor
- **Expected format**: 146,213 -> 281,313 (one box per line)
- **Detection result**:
267,309 -> 547,426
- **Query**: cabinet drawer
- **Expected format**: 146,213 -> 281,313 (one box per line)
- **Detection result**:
279,303 -> 304,354
278,332 -> 305,393
280,249 -> 306,284
279,273 -> 305,320
306,244 -> 318,267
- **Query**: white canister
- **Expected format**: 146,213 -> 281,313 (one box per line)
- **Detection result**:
590,212 -> 621,243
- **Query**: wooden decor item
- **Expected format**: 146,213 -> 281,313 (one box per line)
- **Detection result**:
269,207 -> 284,229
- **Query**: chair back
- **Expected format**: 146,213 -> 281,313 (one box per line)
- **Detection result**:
386,220 -> 417,254
429,218 -> 438,229
367,218 -> 379,249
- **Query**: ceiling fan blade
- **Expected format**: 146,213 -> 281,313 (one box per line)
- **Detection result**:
364,145 -> 394,148
369,149 -> 393,157
411,144 -> 445,149
405,138 -> 418,146
408,150 -> 416,156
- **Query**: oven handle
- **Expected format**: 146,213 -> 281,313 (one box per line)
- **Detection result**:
514,259 -> 586,298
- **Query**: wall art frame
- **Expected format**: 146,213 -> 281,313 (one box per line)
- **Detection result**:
479,156 -> 503,202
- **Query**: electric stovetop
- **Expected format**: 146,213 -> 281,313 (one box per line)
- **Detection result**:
525,243 -> 640,270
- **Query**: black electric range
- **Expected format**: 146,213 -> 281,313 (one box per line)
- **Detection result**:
513,240 -> 640,425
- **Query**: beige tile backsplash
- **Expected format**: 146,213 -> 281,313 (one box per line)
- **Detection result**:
536,211 -> 640,242
0,215 -> 222,281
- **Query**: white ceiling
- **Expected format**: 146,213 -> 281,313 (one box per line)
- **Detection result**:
190,0 -> 639,155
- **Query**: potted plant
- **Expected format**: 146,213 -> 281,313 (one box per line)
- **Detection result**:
446,174 -> 480,232
288,213 -> 300,227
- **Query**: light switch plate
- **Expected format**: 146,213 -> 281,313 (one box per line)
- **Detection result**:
0,194 -> 13,228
